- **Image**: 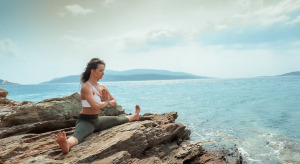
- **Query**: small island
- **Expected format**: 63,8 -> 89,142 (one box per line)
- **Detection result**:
40,69 -> 210,84
0,79 -> 19,85
278,71 -> 300,76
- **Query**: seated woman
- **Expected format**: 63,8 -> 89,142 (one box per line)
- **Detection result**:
55,58 -> 140,153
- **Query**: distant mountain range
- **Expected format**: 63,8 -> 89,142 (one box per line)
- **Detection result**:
0,79 -> 19,85
1,70 -> 299,85
278,71 -> 300,76
41,69 -> 209,84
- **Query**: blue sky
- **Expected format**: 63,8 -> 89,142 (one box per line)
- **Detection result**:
0,0 -> 300,84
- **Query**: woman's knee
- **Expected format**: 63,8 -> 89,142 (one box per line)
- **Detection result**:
72,120 -> 95,143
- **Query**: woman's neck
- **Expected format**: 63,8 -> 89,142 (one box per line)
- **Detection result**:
87,77 -> 98,86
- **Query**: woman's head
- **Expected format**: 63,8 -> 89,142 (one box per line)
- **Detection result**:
81,58 -> 106,84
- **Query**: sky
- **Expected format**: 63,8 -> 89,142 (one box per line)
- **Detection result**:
0,0 -> 300,84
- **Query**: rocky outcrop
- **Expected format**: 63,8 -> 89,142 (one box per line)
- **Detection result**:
0,88 -> 21,108
0,88 -> 8,98
0,92 -> 126,139
0,91 -> 243,164
0,112 -> 243,164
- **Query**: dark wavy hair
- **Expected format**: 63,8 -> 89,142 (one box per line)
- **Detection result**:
81,58 -> 105,84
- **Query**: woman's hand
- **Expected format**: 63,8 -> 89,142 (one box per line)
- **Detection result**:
99,85 -> 117,107
101,88 -> 110,102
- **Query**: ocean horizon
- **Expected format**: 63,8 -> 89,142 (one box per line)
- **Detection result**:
1,76 -> 300,163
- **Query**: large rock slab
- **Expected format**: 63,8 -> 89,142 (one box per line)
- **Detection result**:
0,112 -> 190,163
0,112 -> 243,164
0,92 -> 126,139
0,92 -> 244,164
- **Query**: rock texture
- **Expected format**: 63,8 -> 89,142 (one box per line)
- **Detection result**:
0,90 -> 244,164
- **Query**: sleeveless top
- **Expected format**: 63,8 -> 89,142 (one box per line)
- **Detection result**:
81,82 -> 101,107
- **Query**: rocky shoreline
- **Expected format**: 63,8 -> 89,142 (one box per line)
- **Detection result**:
0,88 -> 243,164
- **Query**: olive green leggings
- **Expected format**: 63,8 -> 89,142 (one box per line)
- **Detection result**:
72,114 -> 129,143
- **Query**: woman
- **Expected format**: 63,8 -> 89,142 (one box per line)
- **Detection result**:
55,58 -> 140,153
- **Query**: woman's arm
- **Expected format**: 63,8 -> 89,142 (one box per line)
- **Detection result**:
101,85 -> 117,107
81,84 -> 109,110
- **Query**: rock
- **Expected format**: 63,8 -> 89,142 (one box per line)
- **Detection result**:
0,92 -> 126,139
0,93 -> 244,164
91,151 -> 132,164
20,101 -> 35,105
0,88 -> 21,107
98,104 -> 126,116
139,141 -> 206,164
0,88 -> 8,98
195,141 -> 244,164
0,93 -> 81,129
0,98 -> 21,107
0,112 -> 243,164
0,112 -> 189,163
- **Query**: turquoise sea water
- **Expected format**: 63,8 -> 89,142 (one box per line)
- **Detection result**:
2,76 -> 300,163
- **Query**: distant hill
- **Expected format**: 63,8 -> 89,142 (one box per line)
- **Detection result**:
104,69 -> 199,76
278,71 -> 300,76
41,69 -> 209,84
0,79 -> 19,85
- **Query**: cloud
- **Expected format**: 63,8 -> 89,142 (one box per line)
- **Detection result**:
65,4 -> 93,16
287,15 -> 300,24
215,24 -> 230,31
100,0 -> 116,8
261,15 -> 290,26
121,29 -> 184,53
146,29 -> 182,46
232,0 -> 300,26
0,39 -> 18,56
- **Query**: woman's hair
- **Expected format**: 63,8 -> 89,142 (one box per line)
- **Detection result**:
81,58 -> 105,84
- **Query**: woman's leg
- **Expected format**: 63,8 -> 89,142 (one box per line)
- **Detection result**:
56,119 -> 95,153
96,105 -> 141,131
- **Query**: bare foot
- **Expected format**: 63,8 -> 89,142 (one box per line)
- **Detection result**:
55,131 -> 70,154
134,105 -> 141,121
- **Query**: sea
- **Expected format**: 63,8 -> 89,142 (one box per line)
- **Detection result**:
1,76 -> 300,164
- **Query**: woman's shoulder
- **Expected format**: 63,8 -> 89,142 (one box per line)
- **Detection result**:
81,83 -> 91,91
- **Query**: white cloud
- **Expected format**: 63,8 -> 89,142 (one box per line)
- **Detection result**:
0,39 -> 18,56
65,4 -> 93,16
286,15 -> 300,24
215,24 -> 230,31
146,29 -> 180,42
261,15 -> 290,26
100,0 -> 116,8
232,0 -> 300,26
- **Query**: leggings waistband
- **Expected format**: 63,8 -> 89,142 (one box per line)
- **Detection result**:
79,114 -> 98,119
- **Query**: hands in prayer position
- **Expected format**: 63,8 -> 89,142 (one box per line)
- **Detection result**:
100,87 -> 110,102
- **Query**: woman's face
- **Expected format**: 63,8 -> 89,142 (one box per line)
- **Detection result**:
92,64 -> 105,80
